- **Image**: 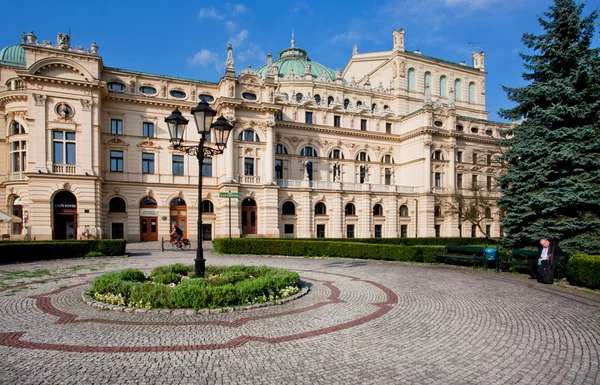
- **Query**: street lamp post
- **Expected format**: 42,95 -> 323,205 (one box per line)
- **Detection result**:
165,99 -> 233,278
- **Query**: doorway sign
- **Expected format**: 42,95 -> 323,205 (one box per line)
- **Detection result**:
219,191 -> 240,239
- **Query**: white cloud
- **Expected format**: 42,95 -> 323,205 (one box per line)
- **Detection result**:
225,21 -> 237,34
198,7 -> 222,20
225,2 -> 247,15
228,29 -> 249,48
331,31 -> 361,44
188,49 -> 219,67
236,43 -> 265,64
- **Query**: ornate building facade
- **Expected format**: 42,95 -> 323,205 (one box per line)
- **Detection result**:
0,29 -> 505,242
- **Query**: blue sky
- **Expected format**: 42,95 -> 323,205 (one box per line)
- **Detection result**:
1,0 -> 598,122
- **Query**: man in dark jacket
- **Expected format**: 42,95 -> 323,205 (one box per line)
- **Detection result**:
531,237 -> 564,280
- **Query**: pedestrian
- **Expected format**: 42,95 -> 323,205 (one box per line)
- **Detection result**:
534,237 -> 564,284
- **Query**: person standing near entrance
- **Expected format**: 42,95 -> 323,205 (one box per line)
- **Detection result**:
170,224 -> 183,248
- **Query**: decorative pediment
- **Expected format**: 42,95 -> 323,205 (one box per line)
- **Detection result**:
105,137 -> 129,147
137,137 -> 159,149
28,57 -> 94,82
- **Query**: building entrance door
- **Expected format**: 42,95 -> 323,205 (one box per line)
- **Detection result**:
169,198 -> 187,239
241,198 -> 257,235
140,217 -> 158,241
53,191 -> 77,240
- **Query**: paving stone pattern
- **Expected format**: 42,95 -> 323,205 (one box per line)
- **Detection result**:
0,242 -> 598,384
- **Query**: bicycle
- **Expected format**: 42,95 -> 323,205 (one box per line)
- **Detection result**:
163,237 -> 191,251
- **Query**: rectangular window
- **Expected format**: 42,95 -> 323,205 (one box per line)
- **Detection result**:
334,115 -> 341,127
486,224 -> 491,237
347,224 -> 355,238
434,206 -> 441,217
275,159 -> 283,180
374,224 -> 382,238
142,152 -> 155,174
110,150 -> 123,172
472,175 -> 478,188
316,224 -> 326,238
305,111 -> 313,124
434,225 -> 441,238
487,154 -> 492,165
111,119 -> 123,135
457,173 -> 463,188
284,224 -> 294,235
400,224 -> 408,238
434,172 -> 441,187
275,112 -> 283,121
202,158 -> 212,177
10,141 -> 26,172
142,122 -> 154,137
386,123 -> 392,134
457,151 -> 463,163
385,168 -> 392,185
172,155 -> 184,175
487,175 -> 493,191
111,223 -> 124,239
472,153 -> 478,164
244,157 -> 255,176
360,119 -> 367,131
53,131 -> 76,165
471,224 -> 477,238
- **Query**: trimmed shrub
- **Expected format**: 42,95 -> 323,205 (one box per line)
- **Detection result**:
565,254 -> 600,290
0,239 -> 126,263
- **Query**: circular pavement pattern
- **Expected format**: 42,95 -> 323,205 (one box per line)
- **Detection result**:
0,243 -> 598,385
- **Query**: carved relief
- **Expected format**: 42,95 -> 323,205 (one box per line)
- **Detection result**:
32,93 -> 47,106
399,60 -> 406,77
80,99 -> 93,111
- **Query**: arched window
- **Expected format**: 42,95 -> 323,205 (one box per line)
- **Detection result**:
371,103 -> 377,113
202,200 -> 214,213
300,146 -> 317,157
373,204 -> 383,216
314,94 -> 321,105
140,197 -> 157,207
399,205 -> 409,217
432,150 -> 443,160
468,82 -> 476,103
109,197 -> 126,212
382,154 -> 394,163
485,207 -> 492,218
454,79 -> 462,100
356,152 -> 370,162
282,201 -> 296,215
238,129 -> 260,142
11,122 -> 25,135
356,101 -> 363,108
344,99 -> 350,109
408,68 -> 416,91
315,202 -> 327,215
171,198 -> 186,206
275,144 -> 288,154
424,72 -> 431,90
345,203 -> 356,216
329,149 -> 344,159
440,76 -> 447,97
295,93 -> 303,102
327,96 -> 334,106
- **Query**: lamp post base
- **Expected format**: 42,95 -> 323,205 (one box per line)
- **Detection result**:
195,257 -> 206,278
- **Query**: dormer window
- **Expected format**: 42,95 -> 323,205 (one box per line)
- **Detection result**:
139,86 -> 157,95
170,90 -> 187,99
242,92 -> 257,101
199,94 -> 214,102
107,82 -> 126,92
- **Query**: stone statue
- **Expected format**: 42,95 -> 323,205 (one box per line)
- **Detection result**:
301,160 -> 310,180
425,84 -> 432,104
226,43 -> 235,71
304,63 -> 311,76
352,44 -> 358,56
399,60 -> 406,77
228,85 -> 234,97
56,33 -> 70,50
480,80 -> 486,95
448,87 -> 456,109
333,162 -> 341,182
21,32 -> 26,43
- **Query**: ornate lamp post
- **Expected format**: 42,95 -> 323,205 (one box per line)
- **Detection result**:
165,99 -> 233,277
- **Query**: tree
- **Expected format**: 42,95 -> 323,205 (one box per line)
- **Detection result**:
498,0 -> 600,254
444,185 -> 501,242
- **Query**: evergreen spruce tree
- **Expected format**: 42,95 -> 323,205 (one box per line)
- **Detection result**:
498,0 -> 600,254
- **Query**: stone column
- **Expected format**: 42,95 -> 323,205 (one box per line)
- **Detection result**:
80,99 -> 94,174
264,119 -> 275,184
31,93 -> 48,172
423,139 -> 432,192
448,142 -> 456,190
225,115 -> 236,182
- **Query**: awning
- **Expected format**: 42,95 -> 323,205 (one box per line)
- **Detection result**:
0,211 -> 22,223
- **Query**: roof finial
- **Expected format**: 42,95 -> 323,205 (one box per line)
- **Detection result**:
291,28 -> 295,48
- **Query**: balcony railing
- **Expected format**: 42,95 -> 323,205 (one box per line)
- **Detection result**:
9,171 -> 25,181
53,164 -> 77,174
274,179 -> 419,193
238,175 -> 261,184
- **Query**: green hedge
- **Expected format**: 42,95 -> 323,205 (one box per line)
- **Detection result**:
565,254 -> 600,290
213,238 -> 443,263
266,237 -> 494,246
0,240 -> 126,263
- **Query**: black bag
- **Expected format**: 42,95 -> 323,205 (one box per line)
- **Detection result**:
537,260 -> 555,284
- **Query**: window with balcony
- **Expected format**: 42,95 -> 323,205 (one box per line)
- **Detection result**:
142,153 -> 155,174
334,115 -> 341,127
143,122 -> 154,137
344,99 -> 350,109
244,157 -> 255,176
275,159 -> 283,179
434,172 -> 441,187
53,131 -> 76,166
111,119 -> 123,135
359,165 -> 368,183
202,158 -> 212,177
296,93 -> 303,102
314,94 -> 321,105
384,168 -> 392,185
110,151 -> 123,172
327,96 -> 334,106
172,155 -> 184,175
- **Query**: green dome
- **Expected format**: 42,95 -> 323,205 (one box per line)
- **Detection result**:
0,45 -> 25,67
256,47 -> 338,81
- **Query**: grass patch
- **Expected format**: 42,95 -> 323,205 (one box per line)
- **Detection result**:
0,269 -> 52,280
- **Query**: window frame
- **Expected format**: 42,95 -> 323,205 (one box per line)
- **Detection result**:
142,152 -> 155,174
110,150 -> 124,172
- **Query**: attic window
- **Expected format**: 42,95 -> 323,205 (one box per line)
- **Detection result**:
456,125 -> 464,132
471,127 -> 479,134
170,90 -> 187,99
485,129 -> 493,136
139,86 -> 157,95
242,92 -> 257,101
434,121 -> 443,127
107,82 -> 126,92
199,94 -> 214,102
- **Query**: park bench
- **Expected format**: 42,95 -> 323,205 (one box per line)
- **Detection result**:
435,245 -> 498,271
501,249 -> 572,279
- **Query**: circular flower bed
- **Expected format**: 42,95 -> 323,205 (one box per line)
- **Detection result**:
90,263 -> 301,310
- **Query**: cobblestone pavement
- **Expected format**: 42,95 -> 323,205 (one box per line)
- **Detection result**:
0,242 -> 598,385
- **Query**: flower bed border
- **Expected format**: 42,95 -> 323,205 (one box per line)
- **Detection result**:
81,281 -> 310,314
